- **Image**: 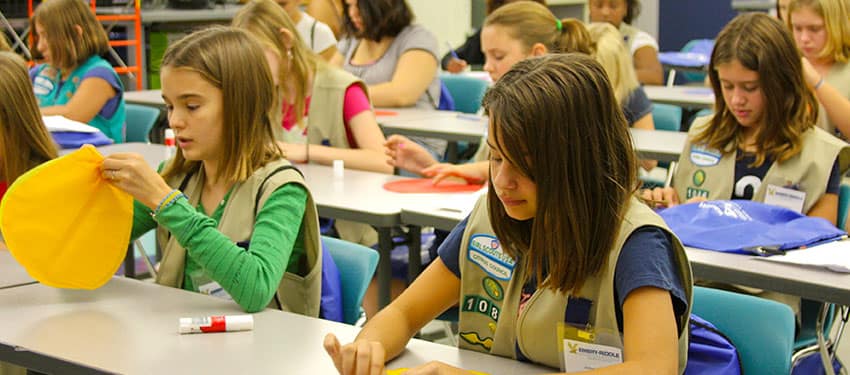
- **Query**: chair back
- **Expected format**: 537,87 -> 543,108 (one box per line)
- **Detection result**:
322,236 -> 379,325
839,184 -> 850,230
125,104 -> 161,143
681,39 -> 714,83
440,74 -> 489,114
652,103 -> 682,132
692,286 -> 795,375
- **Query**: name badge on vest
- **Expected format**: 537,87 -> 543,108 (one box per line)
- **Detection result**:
466,234 -> 515,281
689,145 -> 722,167
558,323 -> 623,372
33,75 -> 54,96
764,184 -> 806,214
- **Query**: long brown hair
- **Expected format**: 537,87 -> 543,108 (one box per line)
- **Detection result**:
482,53 -> 637,292
699,12 -> 817,167
485,1 -> 594,55
0,34 -> 10,52
160,27 -> 282,184
233,0 -> 318,131
0,52 -> 58,183
31,0 -> 109,70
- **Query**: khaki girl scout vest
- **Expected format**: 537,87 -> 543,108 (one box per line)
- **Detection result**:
155,159 -> 323,317
675,116 -> 850,213
456,195 -> 694,372
618,23 -> 641,54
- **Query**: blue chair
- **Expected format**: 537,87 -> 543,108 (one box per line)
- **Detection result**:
440,74 -> 489,114
322,236 -> 379,325
680,39 -> 714,83
125,103 -> 161,143
838,184 -> 850,230
692,286 -> 795,375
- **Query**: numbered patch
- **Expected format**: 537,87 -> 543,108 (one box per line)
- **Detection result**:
462,295 -> 501,321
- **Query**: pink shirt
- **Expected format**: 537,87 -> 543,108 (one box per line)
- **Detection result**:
281,84 -> 371,148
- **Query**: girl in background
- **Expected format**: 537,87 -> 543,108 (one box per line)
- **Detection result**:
274,0 -> 338,61
0,51 -> 58,202
386,2 -> 593,184
588,22 -> 657,171
589,0 -> 663,85
326,53 -> 692,375
644,13 -> 849,225
102,27 -> 323,315
787,0 -> 850,138
234,0 -> 391,174
30,0 -> 126,143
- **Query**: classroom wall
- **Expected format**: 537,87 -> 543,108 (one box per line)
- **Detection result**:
408,0 -> 471,58
632,0 -> 659,40
658,0 -> 736,51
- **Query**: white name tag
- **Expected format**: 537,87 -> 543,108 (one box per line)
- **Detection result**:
562,339 -> 623,372
764,184 -> 806,214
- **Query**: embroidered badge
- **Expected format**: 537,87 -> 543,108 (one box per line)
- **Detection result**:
467,234 -> 515,280
692,169 -> 706,187
686,187 -> 710,199
462,295 -> 501,321
689,145 -> 722,167
33,75 -> 54,96
460,331 -> 494,350
482,277 -> 504,301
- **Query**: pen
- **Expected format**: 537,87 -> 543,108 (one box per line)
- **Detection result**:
446,41 -> 460,60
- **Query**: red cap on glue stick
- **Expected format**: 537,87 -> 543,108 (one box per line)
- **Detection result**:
178,315 -> 253,334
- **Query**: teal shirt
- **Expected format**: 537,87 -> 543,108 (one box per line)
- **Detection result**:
131,183 -> 308,312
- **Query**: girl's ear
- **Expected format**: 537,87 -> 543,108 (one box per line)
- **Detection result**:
74,25 -> 83,38
530,43 -> 547,57
278,27 -> 296,51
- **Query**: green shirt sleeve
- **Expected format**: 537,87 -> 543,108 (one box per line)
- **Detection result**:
154,183 -> 308,312
130,200 -> 157,240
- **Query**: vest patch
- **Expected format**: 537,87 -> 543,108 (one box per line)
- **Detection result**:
482,277 -> 504,301
689,145 -> 722,167
692,169 -> 706,187
33,75 -> 54,96
686,187 -> 710,199
462,295 -> 501,321
459,331 -> 494,351
467,234 -> 515,280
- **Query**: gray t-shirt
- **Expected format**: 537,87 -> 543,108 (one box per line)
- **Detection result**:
338,24 -> 441,110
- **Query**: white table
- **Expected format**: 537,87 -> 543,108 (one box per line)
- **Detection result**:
0,251 -> 35,290
378,111 -> 487,144
644,85 -> 715,109
630,128 -> 687,163
0,277 -> 550,374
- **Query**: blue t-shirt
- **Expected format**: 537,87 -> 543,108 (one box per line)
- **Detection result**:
733,151 -> 840,200
622,87 -> 653,126
438,216 -> 689,333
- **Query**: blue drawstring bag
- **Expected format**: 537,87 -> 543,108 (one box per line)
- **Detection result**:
319,245 -> 343,322
685,314 -> 743,375
51,131 -> 113,149
658,200 -> 845,254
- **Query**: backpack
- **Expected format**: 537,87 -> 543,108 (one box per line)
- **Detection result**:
685,314 -> 743,375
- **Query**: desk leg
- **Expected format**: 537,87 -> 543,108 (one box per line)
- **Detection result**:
124,244 -> 136,278
445,142 -> 458,163
377,227 -> 393,308
407,226 -> 422,284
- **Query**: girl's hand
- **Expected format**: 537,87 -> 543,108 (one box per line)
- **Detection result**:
801,57 -> 821,89
278,141 -> 308,163
422,163 -> 487,185
324,333 -> 386,375
101,153 -> 172,209
384,135 -> 438,175
445,58 -> 468,74
640,187 -> 680,208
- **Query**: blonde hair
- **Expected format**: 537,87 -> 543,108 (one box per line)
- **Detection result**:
0,34 -> 10,52
703,13 -> 816,167
160,27 -> 282,184
787,0 -> 850,63
233,0 -> 320,131
588,22 -> 639,104
31,0 -> 109,71
0,52 -> 58,184
485,1 -> 593,55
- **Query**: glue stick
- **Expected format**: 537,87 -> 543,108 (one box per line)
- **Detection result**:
178,315 -> 253,334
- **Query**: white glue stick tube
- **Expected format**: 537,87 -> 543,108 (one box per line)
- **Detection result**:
178,315 -> 254,334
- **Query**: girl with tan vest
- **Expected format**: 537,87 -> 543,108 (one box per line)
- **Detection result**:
644,13 -> 850,227
787,0 -> 850,139
233,0 -> 391,175
101,27 -> 323,315
325,54 -> 693,374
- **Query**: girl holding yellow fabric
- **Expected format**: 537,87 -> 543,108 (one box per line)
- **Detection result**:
100,27 -> 323,314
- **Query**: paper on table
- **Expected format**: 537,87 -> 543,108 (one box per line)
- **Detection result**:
42,115 -> 100,133
756,239 -> 850,273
